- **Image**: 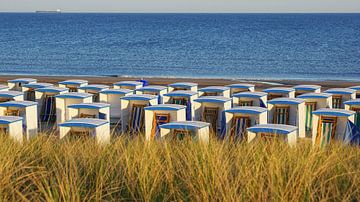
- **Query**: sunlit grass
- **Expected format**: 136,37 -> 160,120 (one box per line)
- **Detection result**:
0,134 -> 359,200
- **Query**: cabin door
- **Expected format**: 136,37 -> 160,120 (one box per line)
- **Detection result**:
315,116 -> 337,146
305,102 -> 316,132
172,129 -> 193,140
332,96 -> 342,109
202,107 -> 219,134
25,89 -> 35,101
273,106 -> 290,125
238,100 -> 253,107
69,87 -> 78,92
129,104 -> 146,134
68,129 -> 92,140
203,92 -> 218,96
172,97 -> 187,106
351,107 -> 360,128
268,94 -> 283,100
151,113 -> 170,139
230,116 -> 250,141
4,108 -> 20,116
41,95 -> 57,123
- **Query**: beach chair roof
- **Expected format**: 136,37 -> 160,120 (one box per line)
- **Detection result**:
114,81 -> 143,87
194,96 -> 231,103
233,91 -> 267,98
121,94 -> 158,101
225,106 -> 267,115
293,85 -> 321,91
100,89 -> 133,95
344,99 -> 360,106
79,84 -> 109,91
227,83 -> 255,89
199,86 -> 230,93
248,124 -> 297,135
7,78 -> 37,84
0,116 -> 23,124
263,87 -> 295,93
0,85 -> 9,91
68,102 -> 110,109
324,88 -> 355,95
58,79 -> 88,85
59,118 -> 108,128
160,121 -> 210,130
137,85 -> 167,92
36,87 -> 68,93
169,82 -> 198,88
56,92 -> 93,99
164,90 -> 197,97
349,86 -> 360,91
313,108 -> 355,117
297,93 -> 332,99
0,101 -> 37,108
23,82 -> 53,89
268,97 -> 305,105
0,91 -> 23,98
145,104 -> 186,111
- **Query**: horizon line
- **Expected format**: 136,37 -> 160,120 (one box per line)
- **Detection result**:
1,11 -> 360,14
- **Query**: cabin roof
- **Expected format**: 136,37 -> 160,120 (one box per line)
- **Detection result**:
59,118 -> 108,128
248,124 -> 297,135
313,108 -> 355,117
349,86 -> 360,91
199,86 -> 230,93
145,104 -> 186,111
8,78 -> 37,83
0,116 -> 23,124
121,94 -> 158,101
58,79 -> 88,85
293,85 -> 321,91
164,90 -> 197,97
160,121 -> 210,130
113,81 -> 143,87
169,82 -> 198,88
56,92 -> 93,99
0,101 -> 37,108
227,83 -> 255,89
194,96 -> 231,103
0,91 -> 23,98
344,99 -> 360,106
324,88 -> 355,95
233,91 -> 267,98
137,85 -> 167,92
268,98 -> 305,105
23,82 -> 53,89
79,84 -> 109,91
225,106 -> 267,115
68,103 -> 110,109
100,89 -> 133,95
36,87 -> 68,93
263,87 -> 295,94
0,85 -> 9,90
297,93 -> 332,99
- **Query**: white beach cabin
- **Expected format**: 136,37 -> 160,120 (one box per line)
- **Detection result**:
168,82 -> 198,92
78,84 -> 109,102
268,98 -> 306,138
312,109 -> 356,146
293,85 -> 321,97
136,85 -> 168,104
349,86 -> 360,99
22,83 -> 53,101
227,83 -> 255,96
120,94 -> 158,134
55,92 -> 93,125
35,87 -> 69,123
0,116 -> 24,143
59,118 -> 110,144
0,101 -> 38,139
247,124 -> 298,146
159,121 -> 210,143
193,96 -> 232,136
232,91 -> 267,108
297,93 -> 332,134
67,103 -> 110,121
198,86 -> 230,98
224,106 -> 268,141
58,80 -> 88,92
114,81 -> 143,90
344,99 -> 360,128
0,91 -> 24,103
324,88 -> 356,109
7,78 -> 37,91
263,87 -> 295,100
99,89 -> 133,123
163,90 -> 198,121
144,104 -> 186,140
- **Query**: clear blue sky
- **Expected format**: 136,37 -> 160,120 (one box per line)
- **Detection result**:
1,0 -> 360,13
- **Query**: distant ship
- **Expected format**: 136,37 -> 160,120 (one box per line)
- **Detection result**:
35,9 -> 61,13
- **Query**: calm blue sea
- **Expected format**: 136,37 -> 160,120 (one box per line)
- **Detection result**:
0,13 -> 359,80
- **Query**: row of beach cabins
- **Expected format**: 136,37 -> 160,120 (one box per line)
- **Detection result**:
0,78 -> 359,146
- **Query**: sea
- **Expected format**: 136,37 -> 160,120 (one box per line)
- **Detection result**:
0,13 -> 359,81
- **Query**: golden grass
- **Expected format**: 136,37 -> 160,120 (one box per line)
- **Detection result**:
0,135 -> 360,201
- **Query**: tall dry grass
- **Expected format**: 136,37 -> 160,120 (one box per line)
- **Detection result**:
0,135 -> 359,201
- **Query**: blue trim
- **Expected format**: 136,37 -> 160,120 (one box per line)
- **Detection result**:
325,88 -> 355,95
248,124 -> 297,135
0,91 -> 23,98
79,85 -> 109,91
263,87 -> 295,93
225,107 -> 267,115
138,85 -> 167,92
169,82 -> 198,88
227,83 -> 254,89
145,104 -> 186,111
100,89 -> 133,95
8,78 -> 37,83
293,85 -> 321,91
0,116 -> 23,124
164,90 -> 197,97
114,81 -> 143,87
199,86 -> 230,93
36,87 -> 68,93
313,109 -> 355,117
59,118 -> 108,128
344,99 -> 360,106
298,93 -> 331,99
0,101 -> 37,108
233,91 -> 267,98
68,103 -> 110,109
268,98 -> 305,105
121,94 -> 158,101
56,93 -> 92,99
58,80 -> 88,85
160,121 -> 210,130
23,83 -> 53,89
194,96 -> 231,103
350,86 -> 360,91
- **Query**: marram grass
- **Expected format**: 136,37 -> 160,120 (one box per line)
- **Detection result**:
0,135 -> 360,201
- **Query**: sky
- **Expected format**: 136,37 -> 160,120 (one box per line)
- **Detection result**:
0,0 -> 360,13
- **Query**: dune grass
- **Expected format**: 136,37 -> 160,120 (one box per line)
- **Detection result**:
0,135 -> 360,201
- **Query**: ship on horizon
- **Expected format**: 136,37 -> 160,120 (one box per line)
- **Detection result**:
35,9 -> 61,13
